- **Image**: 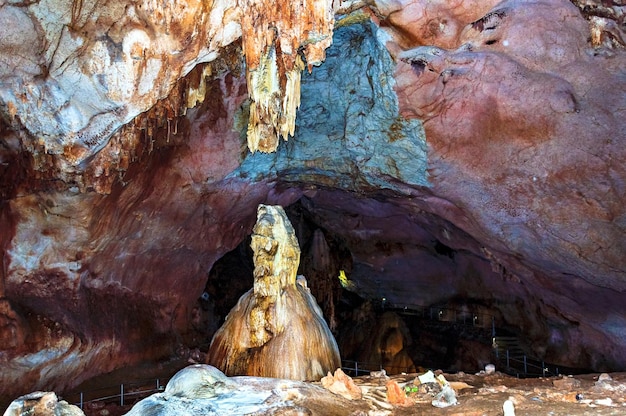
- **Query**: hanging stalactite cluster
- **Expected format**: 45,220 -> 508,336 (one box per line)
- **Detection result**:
239,0 -> 335,153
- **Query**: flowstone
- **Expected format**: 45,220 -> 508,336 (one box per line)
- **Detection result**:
206,204 -> 341,381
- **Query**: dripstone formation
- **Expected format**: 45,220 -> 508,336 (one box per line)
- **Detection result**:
207,204 -> 341,381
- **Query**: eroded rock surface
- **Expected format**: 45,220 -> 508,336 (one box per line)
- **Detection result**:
0,0 -> 625,405
207,205 -> 341,381
386,0 -> 626,368
125,364 -> 371,416
4,391 -> 84,416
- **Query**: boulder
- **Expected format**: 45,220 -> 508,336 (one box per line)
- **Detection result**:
4,391 -> 84,416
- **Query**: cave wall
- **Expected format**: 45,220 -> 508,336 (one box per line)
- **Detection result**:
0,0 -> 625,402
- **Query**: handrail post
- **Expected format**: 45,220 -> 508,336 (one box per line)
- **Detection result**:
120,384 -> 124,407
523,356 -> 527,374
542,361 -> 545,377
79,392 -> 83,409
355,361 -> 358,376
506,349 -> 510,368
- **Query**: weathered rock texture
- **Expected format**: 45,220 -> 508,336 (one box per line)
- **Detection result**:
0,0 -> 625,405
242,0 -> 334,153
339,310 -> 416,375
207,204 -> 341,380
125,364 -> 372,415
384,0 -> 626,368
4,391 -> 84,416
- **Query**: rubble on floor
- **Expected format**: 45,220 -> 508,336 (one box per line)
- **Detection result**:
4,366 -> 626,415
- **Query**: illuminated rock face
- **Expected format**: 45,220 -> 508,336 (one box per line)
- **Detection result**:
375,0 -> 626,369
0,0 -> 242,174
390,0 -> 626,291
0,0 -> 335,185
207,205 -> 341,381
241,0 -> 334,153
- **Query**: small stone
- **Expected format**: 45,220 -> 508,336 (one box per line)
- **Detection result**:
370,369 -> 387,378
321,368 -> 362,400
385,380 -> 412,406
552,376 -> 581,389
598,373 -> 612,382
503,399 -> 516,416
417,370 -> 437,384
485,364 -> 496,374
431,384 -> 458,408
594,398 -> 614,406
448,381 -> 474,391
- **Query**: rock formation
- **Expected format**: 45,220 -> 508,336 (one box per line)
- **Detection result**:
206,204 -> 341,380
0,0 -> 624,404
340,310 -> 416,375
125,364 -> 371,415
4,391 -> 83,416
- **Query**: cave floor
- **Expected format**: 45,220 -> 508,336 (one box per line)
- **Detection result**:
370,371 -> 626,416
75,369 -> 626,415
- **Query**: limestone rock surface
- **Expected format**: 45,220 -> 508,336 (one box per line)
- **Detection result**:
4,391 -> 84,416
0,0 -> 242,173
206,205 -> 341,381
125,364 -> 368,416
0,0 -> 625,404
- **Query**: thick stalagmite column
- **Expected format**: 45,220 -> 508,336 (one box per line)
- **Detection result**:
207,204 -> 341,381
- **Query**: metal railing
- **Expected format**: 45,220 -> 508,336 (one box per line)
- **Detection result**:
61,378 -> 167,410
493,335 -> 559,378
341,360 -> 414,377
380,302 -> 496,332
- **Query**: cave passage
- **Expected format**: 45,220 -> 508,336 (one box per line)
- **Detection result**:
198,198 -> 594,379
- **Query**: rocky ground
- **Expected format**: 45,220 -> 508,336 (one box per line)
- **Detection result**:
37,366 -> 625,416
376,370 -> 626,415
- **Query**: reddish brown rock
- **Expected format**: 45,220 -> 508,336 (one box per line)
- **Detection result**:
387,0 -> 626,370
392,0 -> 626,290
386,379 -> 412,406
371,0 -> 499,50
321,368 -> 363,400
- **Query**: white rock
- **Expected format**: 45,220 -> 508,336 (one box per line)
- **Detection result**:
4,391 -> 84,416
594,398 -> 614,406
431,384 -> 457,408
417,370 -> 436,384
503,399 -> 516,416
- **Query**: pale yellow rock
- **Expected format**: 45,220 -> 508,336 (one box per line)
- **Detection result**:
207,204 -> 341,381
321,368 -> 363,400
240,0 -> 335,153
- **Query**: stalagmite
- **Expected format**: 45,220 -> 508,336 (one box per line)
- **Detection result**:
206,204 -> 341,381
